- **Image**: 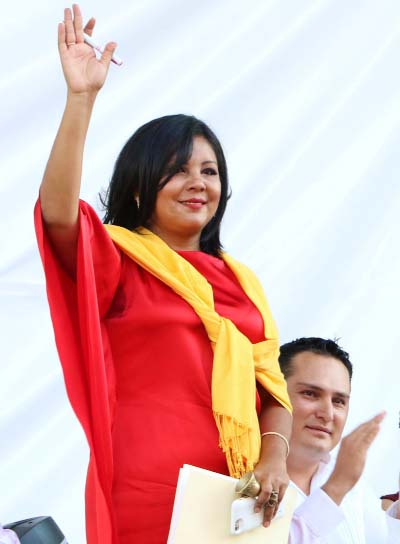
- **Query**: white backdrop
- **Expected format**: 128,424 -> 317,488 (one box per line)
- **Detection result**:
1,0 -> 399,541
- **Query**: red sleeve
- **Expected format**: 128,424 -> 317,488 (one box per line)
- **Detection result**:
34,199 -> 120,544
78,201 -> 122,318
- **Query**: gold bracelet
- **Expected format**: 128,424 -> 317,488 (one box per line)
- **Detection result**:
261,431 -> 290,458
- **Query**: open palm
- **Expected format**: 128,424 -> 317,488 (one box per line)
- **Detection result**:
58,5 -> 116,94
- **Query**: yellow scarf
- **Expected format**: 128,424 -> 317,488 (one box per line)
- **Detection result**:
104,225 -> 291,478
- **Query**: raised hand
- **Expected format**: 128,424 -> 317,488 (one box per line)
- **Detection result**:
58,4 -> 117,94
322,412 -> 386,505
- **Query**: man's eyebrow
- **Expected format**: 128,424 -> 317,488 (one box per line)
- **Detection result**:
296,382 -> 350,399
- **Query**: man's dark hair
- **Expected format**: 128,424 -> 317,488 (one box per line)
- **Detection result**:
101,114 -> 230,256
279,337 -> 353,380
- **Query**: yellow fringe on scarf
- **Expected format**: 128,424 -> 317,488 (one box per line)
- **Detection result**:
104,225 -> 292,478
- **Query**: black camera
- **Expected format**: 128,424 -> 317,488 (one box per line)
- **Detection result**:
3,517 -> 66,544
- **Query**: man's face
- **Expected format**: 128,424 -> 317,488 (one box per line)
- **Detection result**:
286,351 -> 351,461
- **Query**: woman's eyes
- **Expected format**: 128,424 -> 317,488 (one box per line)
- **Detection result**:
176,166 -> 218,175
203,167 -> 218,175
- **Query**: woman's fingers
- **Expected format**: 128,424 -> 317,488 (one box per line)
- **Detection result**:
56,5 -> 115,93
254,481 -> 288,527
263,488 -> 285,526
64,7 -> 76,46
263,489 -> 279,526
72,4 -> 84,44
58,22 -> 67,54
63,5 -> 88,46
100,42 -> 117,68
83,17 -> 96,37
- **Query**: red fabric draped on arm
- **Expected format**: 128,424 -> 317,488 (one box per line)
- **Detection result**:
34,199 -> 121,544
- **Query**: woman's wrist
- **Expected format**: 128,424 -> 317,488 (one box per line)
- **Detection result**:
66,89 -> 98,108
260,431 -> 290,458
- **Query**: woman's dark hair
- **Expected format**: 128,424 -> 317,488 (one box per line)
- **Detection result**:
101,114 -> 230,256
279,337 -> 353,381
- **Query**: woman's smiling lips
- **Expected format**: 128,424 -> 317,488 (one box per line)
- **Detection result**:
179,198 -> 207,210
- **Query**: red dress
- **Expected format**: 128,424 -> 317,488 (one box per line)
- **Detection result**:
35,201 -> 265,544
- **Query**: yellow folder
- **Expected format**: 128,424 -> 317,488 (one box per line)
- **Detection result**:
168,465 -> 297,543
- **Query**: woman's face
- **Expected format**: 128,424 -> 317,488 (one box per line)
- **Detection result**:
149,136 -> 221,250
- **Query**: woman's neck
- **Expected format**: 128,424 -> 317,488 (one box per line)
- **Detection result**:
147,226 -> 201,252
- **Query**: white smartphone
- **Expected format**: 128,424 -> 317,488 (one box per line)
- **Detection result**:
230,497 -> 284,535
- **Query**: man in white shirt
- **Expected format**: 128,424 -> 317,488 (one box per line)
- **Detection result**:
277,337 -> 399,543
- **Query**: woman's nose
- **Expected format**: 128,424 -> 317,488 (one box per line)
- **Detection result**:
186,172 -> 206,190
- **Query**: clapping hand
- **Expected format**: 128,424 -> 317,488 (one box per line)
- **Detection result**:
322,412 -> 386,505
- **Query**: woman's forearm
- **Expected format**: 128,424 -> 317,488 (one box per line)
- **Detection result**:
258,394 -> 292,461
40,91 -> 97,227
39,91 -> 98,277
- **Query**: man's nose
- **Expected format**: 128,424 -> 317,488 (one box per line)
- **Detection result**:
315,399 -> 334,422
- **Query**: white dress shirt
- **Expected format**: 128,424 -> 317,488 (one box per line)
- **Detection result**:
0,524 -> 20,544
288,457 -> 400,543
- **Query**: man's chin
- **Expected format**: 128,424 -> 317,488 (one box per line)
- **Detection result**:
319,452 -> 331,463
303,439 -> 331,459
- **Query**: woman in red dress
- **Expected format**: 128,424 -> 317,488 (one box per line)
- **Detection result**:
36,5 -> 292,543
